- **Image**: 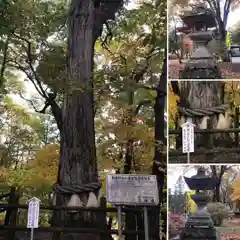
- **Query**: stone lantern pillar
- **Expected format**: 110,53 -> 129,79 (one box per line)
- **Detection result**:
179,6 -> 222,79
180,167 -> 220,240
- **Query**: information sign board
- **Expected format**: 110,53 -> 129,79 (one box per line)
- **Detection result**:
106,174 -> 159,206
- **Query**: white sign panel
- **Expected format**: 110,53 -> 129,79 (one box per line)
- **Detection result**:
27,197 -> 41,228
181,122 -> 195,153
106,174 -> 159,206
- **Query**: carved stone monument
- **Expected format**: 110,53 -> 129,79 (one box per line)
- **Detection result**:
180,167 -> 220,240
179,6 -> 222,79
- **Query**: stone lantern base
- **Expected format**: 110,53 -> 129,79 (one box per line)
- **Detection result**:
180,227 -> 219,240
179,55 -> 222,79
180,168 -> 220,240
179,64 -> 222,79
179,31 -> 222,79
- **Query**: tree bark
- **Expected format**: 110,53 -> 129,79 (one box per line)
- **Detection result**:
53,1 -> 100,240
211,166 -> 227,203
124,138 -> 137,240
124,113 -> 137,240
211,2 -> 229,62
62,0 -> 97,189
180,81 -> 222,110
218,25 -> 229,62
151,50 -> 167,240
0,34 -> 9,92
179,81 -> 232,153
51,0 -> 125,239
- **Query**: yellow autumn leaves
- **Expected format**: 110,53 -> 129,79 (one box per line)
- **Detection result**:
230,176 -> 240,201
0,144 -> 59,191
168,86 -> 179,129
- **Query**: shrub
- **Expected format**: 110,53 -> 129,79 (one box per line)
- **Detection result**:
169,219 -> 177,237
168,213 -> 185,237
207,202 -> 230,226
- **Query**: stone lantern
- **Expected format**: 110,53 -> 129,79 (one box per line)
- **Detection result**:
179,6 -> 222,79
180,167 -> 220,240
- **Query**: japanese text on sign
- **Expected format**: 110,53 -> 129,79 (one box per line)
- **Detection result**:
106,174 -> 159,206
182,122 -> 195,153
27,197 -> 40,228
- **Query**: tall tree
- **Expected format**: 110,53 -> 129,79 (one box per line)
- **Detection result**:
53,1 -> 124,239
151,49 -> 167,239
210,165 -> 229,202
1,0 -> 167,238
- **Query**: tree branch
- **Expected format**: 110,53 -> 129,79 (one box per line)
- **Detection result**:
131,48 -> 159,83
36,92 -> 63,132
171,81 -> 180,96
12,33 -> 48,99
223,0 -> 231,28
50,100 -> 63,132
7,60 -> 46,98
10,54 -> 63,131
134,100 -> 153,115
20,91 -> 62,132
0,35 -> 9,90
93,0 -> 124,41
19,92 -> 42,112
206,0 -> 217,13
101,21 -> 114,48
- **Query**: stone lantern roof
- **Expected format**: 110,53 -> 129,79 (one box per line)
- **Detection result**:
184,167 -> 217,190
180,6 -> 217,30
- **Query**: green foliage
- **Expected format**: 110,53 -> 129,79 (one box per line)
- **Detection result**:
94,0 -> 166,172
0,0 -> 67,97
0,0 -> 166,232
0,144 -> 58,194
36,43 -> 66,93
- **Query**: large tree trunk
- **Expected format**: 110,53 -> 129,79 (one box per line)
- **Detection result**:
180,82 -> 222,110
178,81 -> 232,161
124,138 -> 137,240
51,0 -> 125,239
62,0 -> 97,195
211,166 -> 227,203
215,13 -> 229,62
150,50 -> 167,240
124,140 -> 137,240
53,1 -> 100,240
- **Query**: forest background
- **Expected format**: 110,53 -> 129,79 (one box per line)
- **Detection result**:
0,0 -> 167,232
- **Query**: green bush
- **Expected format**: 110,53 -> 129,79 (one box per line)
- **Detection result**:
207,202 -> 230,226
